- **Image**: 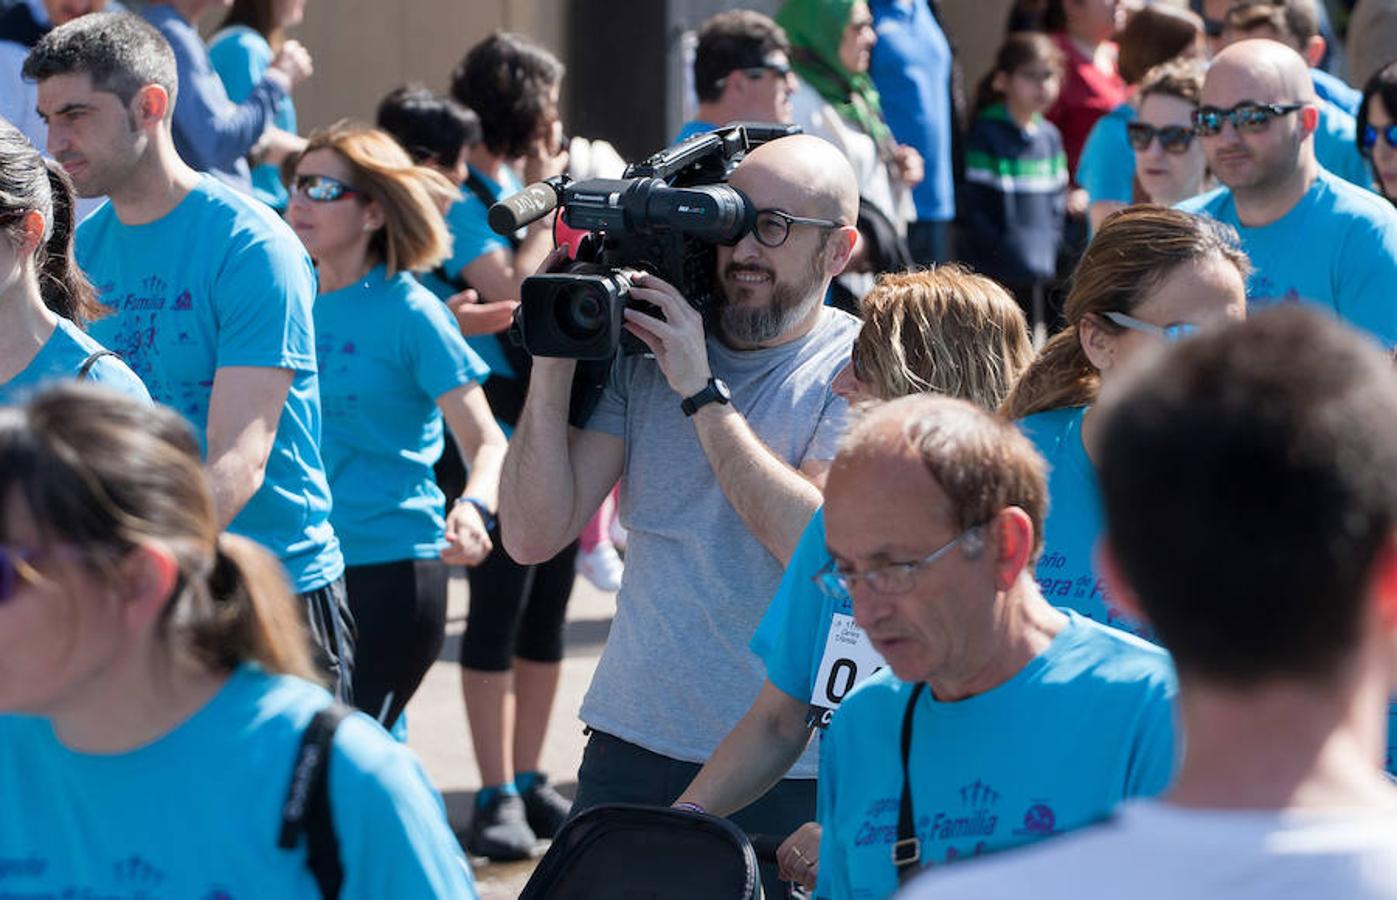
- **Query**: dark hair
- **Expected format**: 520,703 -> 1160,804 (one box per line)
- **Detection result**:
693,10 -> 791,103
1137,56 -> 1206,107
449,32 -> 563,159
1002,206 -> 1251,419
23,11 -> 178,107
1116,5 -> 1202,85
218,0 -> 284,50
1044,0 -> 1067,33
0,383 -> 318,680
1358,60 -> 1397,200
1097,306 -> 1397,686
1225,0 -> 1319,44
974,32 -> 1062,117
376,84 -> 482,169
0,119 -> 102,324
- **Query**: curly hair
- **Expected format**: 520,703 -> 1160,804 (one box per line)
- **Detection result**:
450,32 -> 564,159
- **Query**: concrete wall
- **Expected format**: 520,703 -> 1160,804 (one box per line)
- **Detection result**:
288,0 -> 568,132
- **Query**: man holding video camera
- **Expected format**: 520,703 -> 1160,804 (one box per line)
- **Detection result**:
500,133 -> 861,851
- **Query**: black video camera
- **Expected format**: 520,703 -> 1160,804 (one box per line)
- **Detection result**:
487,122 -> 800,360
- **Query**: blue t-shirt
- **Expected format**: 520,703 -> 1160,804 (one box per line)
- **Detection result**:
1076,102 -> 1135,211
869,0 -> 955,222
815,613 -> 1177,899
0,316 -> 150,405
1313,67 -> 1362,118
208,25 -> 297,209
0,666 -> 477,897
1018,406 -> 1152,639
80,175 -> 343,592
675,119 -> 717,142
1315,100 -> 1374,190
315,265 -> 490,566
1177,168 -> 1397,347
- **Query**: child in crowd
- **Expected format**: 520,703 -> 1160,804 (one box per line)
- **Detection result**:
960,32 -> 1069,333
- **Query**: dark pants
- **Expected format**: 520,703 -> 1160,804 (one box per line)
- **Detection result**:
345,558 -> 448,728
299,576 -> 355,705
572,730 -> 816,899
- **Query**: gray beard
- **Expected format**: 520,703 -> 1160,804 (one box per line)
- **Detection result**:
718,259 -> 827,346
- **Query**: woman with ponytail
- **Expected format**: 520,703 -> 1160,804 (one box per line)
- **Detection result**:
286,122 -> 506,737
0,119 -> 147,404
0,384 -> 476,894
1002,206 -> 1248,636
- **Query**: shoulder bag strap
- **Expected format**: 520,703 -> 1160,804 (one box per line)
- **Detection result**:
279,703 -> 353,900
894,680 -> 928,885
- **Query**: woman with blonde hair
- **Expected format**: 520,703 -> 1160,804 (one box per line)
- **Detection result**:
1003,205 -> 1249,636
0,384 -> 475,894
673,265 -> 1034,889
286,122 -> 505,734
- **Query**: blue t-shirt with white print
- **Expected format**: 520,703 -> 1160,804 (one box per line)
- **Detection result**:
80,175 -> 342,592
815,613 -> 1177,900
0,316 -> 150,405
1177,168 -> 1397,347
315,265 -> 490,566
0,665 -> 477,897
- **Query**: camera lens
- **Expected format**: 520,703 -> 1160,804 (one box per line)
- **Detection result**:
557,283 -> 608,341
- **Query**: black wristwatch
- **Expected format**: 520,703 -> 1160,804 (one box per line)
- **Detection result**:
681,377 -> 732,416
455,496 -> 497,532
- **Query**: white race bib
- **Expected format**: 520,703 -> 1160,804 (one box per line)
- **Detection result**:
807,613 -> 887,729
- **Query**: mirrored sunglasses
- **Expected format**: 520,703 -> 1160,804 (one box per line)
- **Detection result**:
1192,102 -> 1304,137
292,174 -> 360,203
1360,123 -> 1397,157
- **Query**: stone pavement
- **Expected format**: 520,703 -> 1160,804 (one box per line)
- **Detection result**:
405,570 -> 617,899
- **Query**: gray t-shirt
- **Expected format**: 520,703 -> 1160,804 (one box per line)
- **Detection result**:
583,306 -> 859,776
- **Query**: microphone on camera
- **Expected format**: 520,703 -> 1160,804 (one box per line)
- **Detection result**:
489,177 -> 566,236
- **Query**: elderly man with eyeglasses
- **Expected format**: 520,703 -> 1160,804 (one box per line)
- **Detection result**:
811,393 -> 1176,900
1177,39 -> 1397,347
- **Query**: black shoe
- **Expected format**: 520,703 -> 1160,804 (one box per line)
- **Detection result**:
464,792 -> 536,862
521,775 -> 572,839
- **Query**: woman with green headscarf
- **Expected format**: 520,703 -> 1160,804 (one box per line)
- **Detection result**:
777,0 -> 922,235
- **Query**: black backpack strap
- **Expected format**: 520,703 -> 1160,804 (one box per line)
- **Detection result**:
76,349 -> 119,381
279,703 -> 353,900
893,681 -> 927,885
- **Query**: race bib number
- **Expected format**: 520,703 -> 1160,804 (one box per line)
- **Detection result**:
807,613 -> 886,729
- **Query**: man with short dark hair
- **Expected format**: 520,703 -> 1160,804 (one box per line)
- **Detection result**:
1178,40 -> 1397,346
25,12 -> 352,698
814,394 -> 1176,899
679,9 -> 796,141
905,306 -> 1397,899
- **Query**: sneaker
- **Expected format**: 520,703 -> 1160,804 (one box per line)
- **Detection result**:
576,541 -> 624,592
521,775 -> 573,839
463,792 -> 536,862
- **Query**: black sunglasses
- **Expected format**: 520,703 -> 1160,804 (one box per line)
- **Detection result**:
1192,102 -> 1305,136
1126,121 -> 1195,154
717,60 -> 793,89
292,174 -> 360,202
1360,123 -> 1397,156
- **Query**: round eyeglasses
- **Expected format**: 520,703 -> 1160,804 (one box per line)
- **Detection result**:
750,208 -> 845,248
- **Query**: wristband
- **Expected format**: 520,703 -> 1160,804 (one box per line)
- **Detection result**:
672,801 -> 705,815
455,496 -> 497,532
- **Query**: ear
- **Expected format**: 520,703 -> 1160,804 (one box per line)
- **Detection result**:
14,209 -> 45,258
991,70 -> 1010,96
823,224 -> 859,277
1369,534 -> 1397,632
990,506 -> 1035,591
1077,314 -> 1116,374
1298,103 -> 1320,138
1096,538 -> 1151,627
1302,34 -> 1325,68
131,83 -> 169,129
119,543 -> 180,632
362,199 -> 386,233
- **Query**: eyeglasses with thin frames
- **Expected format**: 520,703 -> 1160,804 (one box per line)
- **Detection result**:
1192,102 -> 1305,137
751,208 -> 845,248
1101,310 -> 1197,342
813,526 -> 985,599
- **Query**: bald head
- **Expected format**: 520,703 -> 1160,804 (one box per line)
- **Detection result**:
734,134 -> 859,223
1205,39 -> 1317,107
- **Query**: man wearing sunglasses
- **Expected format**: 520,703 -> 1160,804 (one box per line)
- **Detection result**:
814,394 -> 1176,899
24,13 -> 354,699
679,10 -> 797,143
499,134 -> 860,895
1178,40 -> 1397,348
